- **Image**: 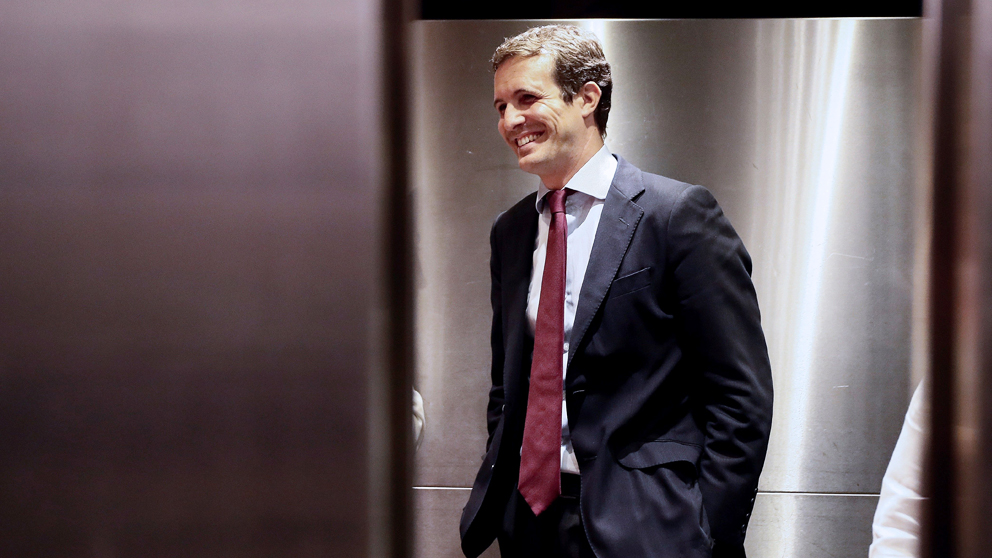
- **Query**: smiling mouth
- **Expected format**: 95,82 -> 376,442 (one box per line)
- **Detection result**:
516,132 -> 543,148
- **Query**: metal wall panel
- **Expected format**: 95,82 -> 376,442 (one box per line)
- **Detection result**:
0,2 -> 386,556
412,18 -> 924,557
745,494 -> 879,557
414,489 -> 500,558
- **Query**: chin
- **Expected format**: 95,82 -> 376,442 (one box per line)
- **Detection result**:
517,161 -> 541,176
516,154 -> 543,175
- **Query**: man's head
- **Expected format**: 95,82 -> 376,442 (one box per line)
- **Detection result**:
491,25 -> 613,189
492,25 -> 612,137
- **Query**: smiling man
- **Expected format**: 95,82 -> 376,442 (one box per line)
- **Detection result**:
459,25 -> 774,558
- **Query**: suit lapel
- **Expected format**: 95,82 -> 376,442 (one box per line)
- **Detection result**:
567,157 -> 645,371
501,197 -> 539,405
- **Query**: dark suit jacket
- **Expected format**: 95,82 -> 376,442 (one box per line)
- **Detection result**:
459,156 -> 773,558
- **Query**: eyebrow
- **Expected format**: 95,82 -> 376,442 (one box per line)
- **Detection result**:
492,90 -> 518,109
493,87 -> 538,109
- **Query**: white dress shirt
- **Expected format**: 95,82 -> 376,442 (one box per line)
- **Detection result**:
527,145 -> 618,474
869,381 -> 926,557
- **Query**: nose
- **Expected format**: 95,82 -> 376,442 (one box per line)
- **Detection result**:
502,104 -> 525,130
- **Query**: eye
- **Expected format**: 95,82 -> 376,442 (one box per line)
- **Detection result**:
520,94 -> 536,105
496,103 -> 506,115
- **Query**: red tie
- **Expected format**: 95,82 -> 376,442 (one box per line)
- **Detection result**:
519,188 -> 568,516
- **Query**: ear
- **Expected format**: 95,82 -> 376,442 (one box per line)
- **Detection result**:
576,81 -> 602,120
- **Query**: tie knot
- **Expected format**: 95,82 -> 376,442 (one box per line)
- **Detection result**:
547,189 -> 568,214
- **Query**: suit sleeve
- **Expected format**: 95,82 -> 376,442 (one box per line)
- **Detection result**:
666,185 -> 774,555
486,215 -> 506,449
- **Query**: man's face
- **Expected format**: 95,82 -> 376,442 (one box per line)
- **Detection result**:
493,55 -> 588,186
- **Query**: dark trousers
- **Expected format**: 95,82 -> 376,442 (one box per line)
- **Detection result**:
497,474 -> 596,558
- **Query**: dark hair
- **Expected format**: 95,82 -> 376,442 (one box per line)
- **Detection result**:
492,25 -> 613,138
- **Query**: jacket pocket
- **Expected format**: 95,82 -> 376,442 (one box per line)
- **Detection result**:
607,266 -> 652,300
616,438 -> 702,470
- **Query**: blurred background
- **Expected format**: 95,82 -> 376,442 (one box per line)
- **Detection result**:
0,1 -> 397,556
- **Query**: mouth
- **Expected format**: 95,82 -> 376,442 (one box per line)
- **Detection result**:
515,131 -> 543,148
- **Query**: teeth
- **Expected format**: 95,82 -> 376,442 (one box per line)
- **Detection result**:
516,133 -> 540,147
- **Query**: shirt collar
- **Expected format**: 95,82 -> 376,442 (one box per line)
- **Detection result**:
535,145 -> 618,213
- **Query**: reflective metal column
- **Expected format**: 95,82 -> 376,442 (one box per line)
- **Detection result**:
0,1 -> 396,556
924,0 -> 992,554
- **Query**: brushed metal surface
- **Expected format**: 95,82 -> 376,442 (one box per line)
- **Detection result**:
925,0 -> 992,553
412,19 -> 924,499
414,488 -> 501,558
0,2 -> 384,556
745,493 -> 879,558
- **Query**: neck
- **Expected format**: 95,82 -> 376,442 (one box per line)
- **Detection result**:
542,134 -> 605,191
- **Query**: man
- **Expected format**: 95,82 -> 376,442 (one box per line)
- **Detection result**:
459,25 -> 773,558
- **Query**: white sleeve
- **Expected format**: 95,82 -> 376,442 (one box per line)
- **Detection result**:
413,388 -> 426,451
869,381 -> 927,558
